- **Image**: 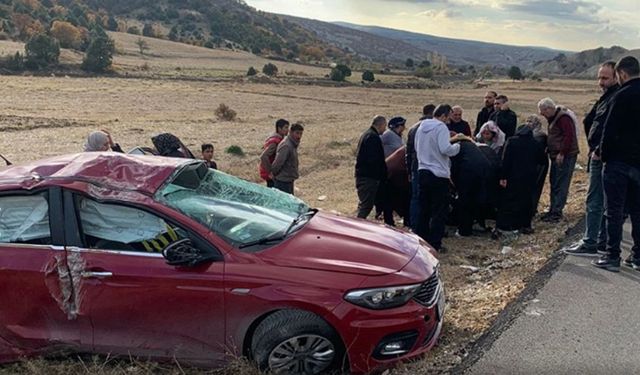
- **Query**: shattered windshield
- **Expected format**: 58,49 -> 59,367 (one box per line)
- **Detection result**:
156,165 -> 310,249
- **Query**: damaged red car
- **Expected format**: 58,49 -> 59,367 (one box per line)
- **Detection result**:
0,153 -> 444,374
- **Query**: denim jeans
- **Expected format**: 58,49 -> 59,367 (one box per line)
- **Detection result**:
409,168 -> 421,232
603,161 -> 640,258
582,158 -> 607,249
549,154 -> 577,215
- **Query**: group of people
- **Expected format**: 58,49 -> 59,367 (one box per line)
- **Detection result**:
563,56 -> 640,274
83,130 -> 219,169
355,87 -> 582,252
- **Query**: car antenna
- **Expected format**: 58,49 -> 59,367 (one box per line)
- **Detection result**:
0,154 -> 11,166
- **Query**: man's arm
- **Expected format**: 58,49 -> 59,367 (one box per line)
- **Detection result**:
259,142 -> 278,173
437,126 -> 461,156
270,144 -> 289,177
583,101 -> 597,139
557,116 -> 576,156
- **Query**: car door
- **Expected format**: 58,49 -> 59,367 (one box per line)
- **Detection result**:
0,188 -> 90,357
62,191 -> 227,365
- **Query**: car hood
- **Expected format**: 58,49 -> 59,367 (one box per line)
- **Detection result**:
257,212 -> 420,276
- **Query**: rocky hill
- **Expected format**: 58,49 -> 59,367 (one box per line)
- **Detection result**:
532,46 -> 640,76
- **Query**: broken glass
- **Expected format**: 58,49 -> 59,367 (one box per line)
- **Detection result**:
157,169 -> 309,248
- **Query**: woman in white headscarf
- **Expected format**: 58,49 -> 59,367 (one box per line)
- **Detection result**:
476,121 -> 506,155
83,130 -> 123,152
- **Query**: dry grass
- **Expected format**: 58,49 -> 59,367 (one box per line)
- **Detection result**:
0,73 -> 595,374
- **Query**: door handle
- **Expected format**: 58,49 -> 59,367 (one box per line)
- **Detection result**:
81,271 -> 113,279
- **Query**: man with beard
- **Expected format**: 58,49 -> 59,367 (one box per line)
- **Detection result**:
475,91 -> 497,136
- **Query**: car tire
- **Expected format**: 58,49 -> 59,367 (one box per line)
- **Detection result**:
251,309 -> 345,374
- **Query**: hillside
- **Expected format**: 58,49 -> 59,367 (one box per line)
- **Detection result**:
0,0 -> 346,62
533,46 -> 640,76
333,22 -> 564,69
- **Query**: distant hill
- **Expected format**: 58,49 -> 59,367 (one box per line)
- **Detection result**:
532,46 -> 640,76
332,22 -> 565,69
0,0 -> 346,62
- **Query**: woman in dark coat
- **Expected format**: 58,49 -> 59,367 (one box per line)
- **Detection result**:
496,124 -> 547,233
525,116 -> 550,215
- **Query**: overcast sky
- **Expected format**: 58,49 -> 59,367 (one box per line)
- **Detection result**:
244,0 -> 640,52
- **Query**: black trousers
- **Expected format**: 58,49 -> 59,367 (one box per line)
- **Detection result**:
603,161 -> 640,258
455,173 -> 485,236
417,170 -> 450,250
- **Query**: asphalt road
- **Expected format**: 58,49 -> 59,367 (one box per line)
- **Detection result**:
467,221 -> 640,375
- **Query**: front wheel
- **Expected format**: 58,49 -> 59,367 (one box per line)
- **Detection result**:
251,310 -> 345,374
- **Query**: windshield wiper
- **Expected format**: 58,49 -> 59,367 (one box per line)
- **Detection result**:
238,209 -> 317,249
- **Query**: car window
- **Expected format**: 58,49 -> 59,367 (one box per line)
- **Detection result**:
0,193 -> 52,245
76,197 -> 186,253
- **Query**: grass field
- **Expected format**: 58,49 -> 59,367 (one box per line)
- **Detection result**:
0,38 -> 597,374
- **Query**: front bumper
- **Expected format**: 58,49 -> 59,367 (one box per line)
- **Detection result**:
330,285 -> 445,374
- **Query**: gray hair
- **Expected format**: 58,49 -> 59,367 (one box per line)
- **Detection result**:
452,105 -> 463,113
537,97 -> 556,110
372,115 -> 386,127
84,131 -> 109,152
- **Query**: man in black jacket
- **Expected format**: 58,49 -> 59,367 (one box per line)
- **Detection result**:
355,115 -> 387,219
475,91 -> 497,136
566,61 -> 618,257
406,104 -> 435,231
592,56 -> 640,272
490,95 -> 518,139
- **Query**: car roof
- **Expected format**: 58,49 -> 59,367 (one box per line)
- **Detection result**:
0,152 -> 195,195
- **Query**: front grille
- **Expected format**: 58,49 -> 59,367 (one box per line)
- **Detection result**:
413,271 -> 440,307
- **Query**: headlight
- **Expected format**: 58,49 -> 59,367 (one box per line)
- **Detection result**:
344,283 -> 422,310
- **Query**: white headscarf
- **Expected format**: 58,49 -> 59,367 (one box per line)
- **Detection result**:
475,121 -> 505,153
84,131 -> 109,152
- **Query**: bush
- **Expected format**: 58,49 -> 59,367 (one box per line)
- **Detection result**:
415,66 -> 433,79
225,145 -> 245,156
335,64 -> 351,77
405,58 -> 414,68
330,67 -> 345,82
362,70 -> 375,82
25,33 -> 60,69
3,52 -> 25,71
247,66 -> 257,76
508,66 -> 524,80
81,34 -> 115,72
127,26 -> 140,35
142,23 -> 154,37
135,38 -> 149,55
215,103 -> 237,121
50,21 -> 82,49
262,62 -> 278,76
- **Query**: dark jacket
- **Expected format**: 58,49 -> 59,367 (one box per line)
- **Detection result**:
600,78 -> 640,165
490,109 -> 518,139
355,127 -> 387,180
501,126 -> 547,183
405,121 -> 422,178
451,141 -> 490,183
547,108 -> 579,158
583,85 -> 619,154
475,106 -> 495,136
448,120 -> 472,136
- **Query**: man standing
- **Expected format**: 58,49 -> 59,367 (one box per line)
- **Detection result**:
592,56 -> 640,272
406,105 -> 435,232
490,95 -> 518,139
566,61 -> 618,256
415,104 -> 461,251
381,116 -> 407,158
475,91 -> 497,136
538,97 -> 580,223
355,116 -> 387,219
259,119 -> 289,187
448,105 -> 472,136
271,123 -> 304,195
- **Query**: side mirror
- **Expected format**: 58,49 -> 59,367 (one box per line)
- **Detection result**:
162,238 -> 216,267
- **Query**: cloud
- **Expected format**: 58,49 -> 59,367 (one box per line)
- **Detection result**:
499,0 -> 603,23
416,9 -> 462,18
381,0 -> 449,3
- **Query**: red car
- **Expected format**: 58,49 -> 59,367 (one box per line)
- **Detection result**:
0,153 -> 444,374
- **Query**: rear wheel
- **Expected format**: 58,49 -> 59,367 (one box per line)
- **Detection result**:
251,310 -> 345,374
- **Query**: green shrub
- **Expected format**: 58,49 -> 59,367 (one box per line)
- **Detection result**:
81,34 -> 115,73
508,66 -> 524,80
330,67 -> 345,82
362,70 -> 375,82
247,66 -> 257,76
225,145 -> 245,156
335,64 -> 351,77
127,26 -> 140,35
415,66 -> 433,79
262,62 -> 278,76
25,34 -> 60,70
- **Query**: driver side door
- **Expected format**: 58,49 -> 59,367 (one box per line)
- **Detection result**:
63,191 -> 227,365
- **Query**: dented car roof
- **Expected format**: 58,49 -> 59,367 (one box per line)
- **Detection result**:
0,153 -> 193,195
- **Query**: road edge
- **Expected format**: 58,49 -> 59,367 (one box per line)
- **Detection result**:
450,217 -> 585,374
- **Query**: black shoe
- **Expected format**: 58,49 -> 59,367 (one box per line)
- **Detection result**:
597,248 -> 608,255
592,255 -> 621,272
564,245 -> 598,257
623,254 -> 640,270
541,213 -> 562,223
